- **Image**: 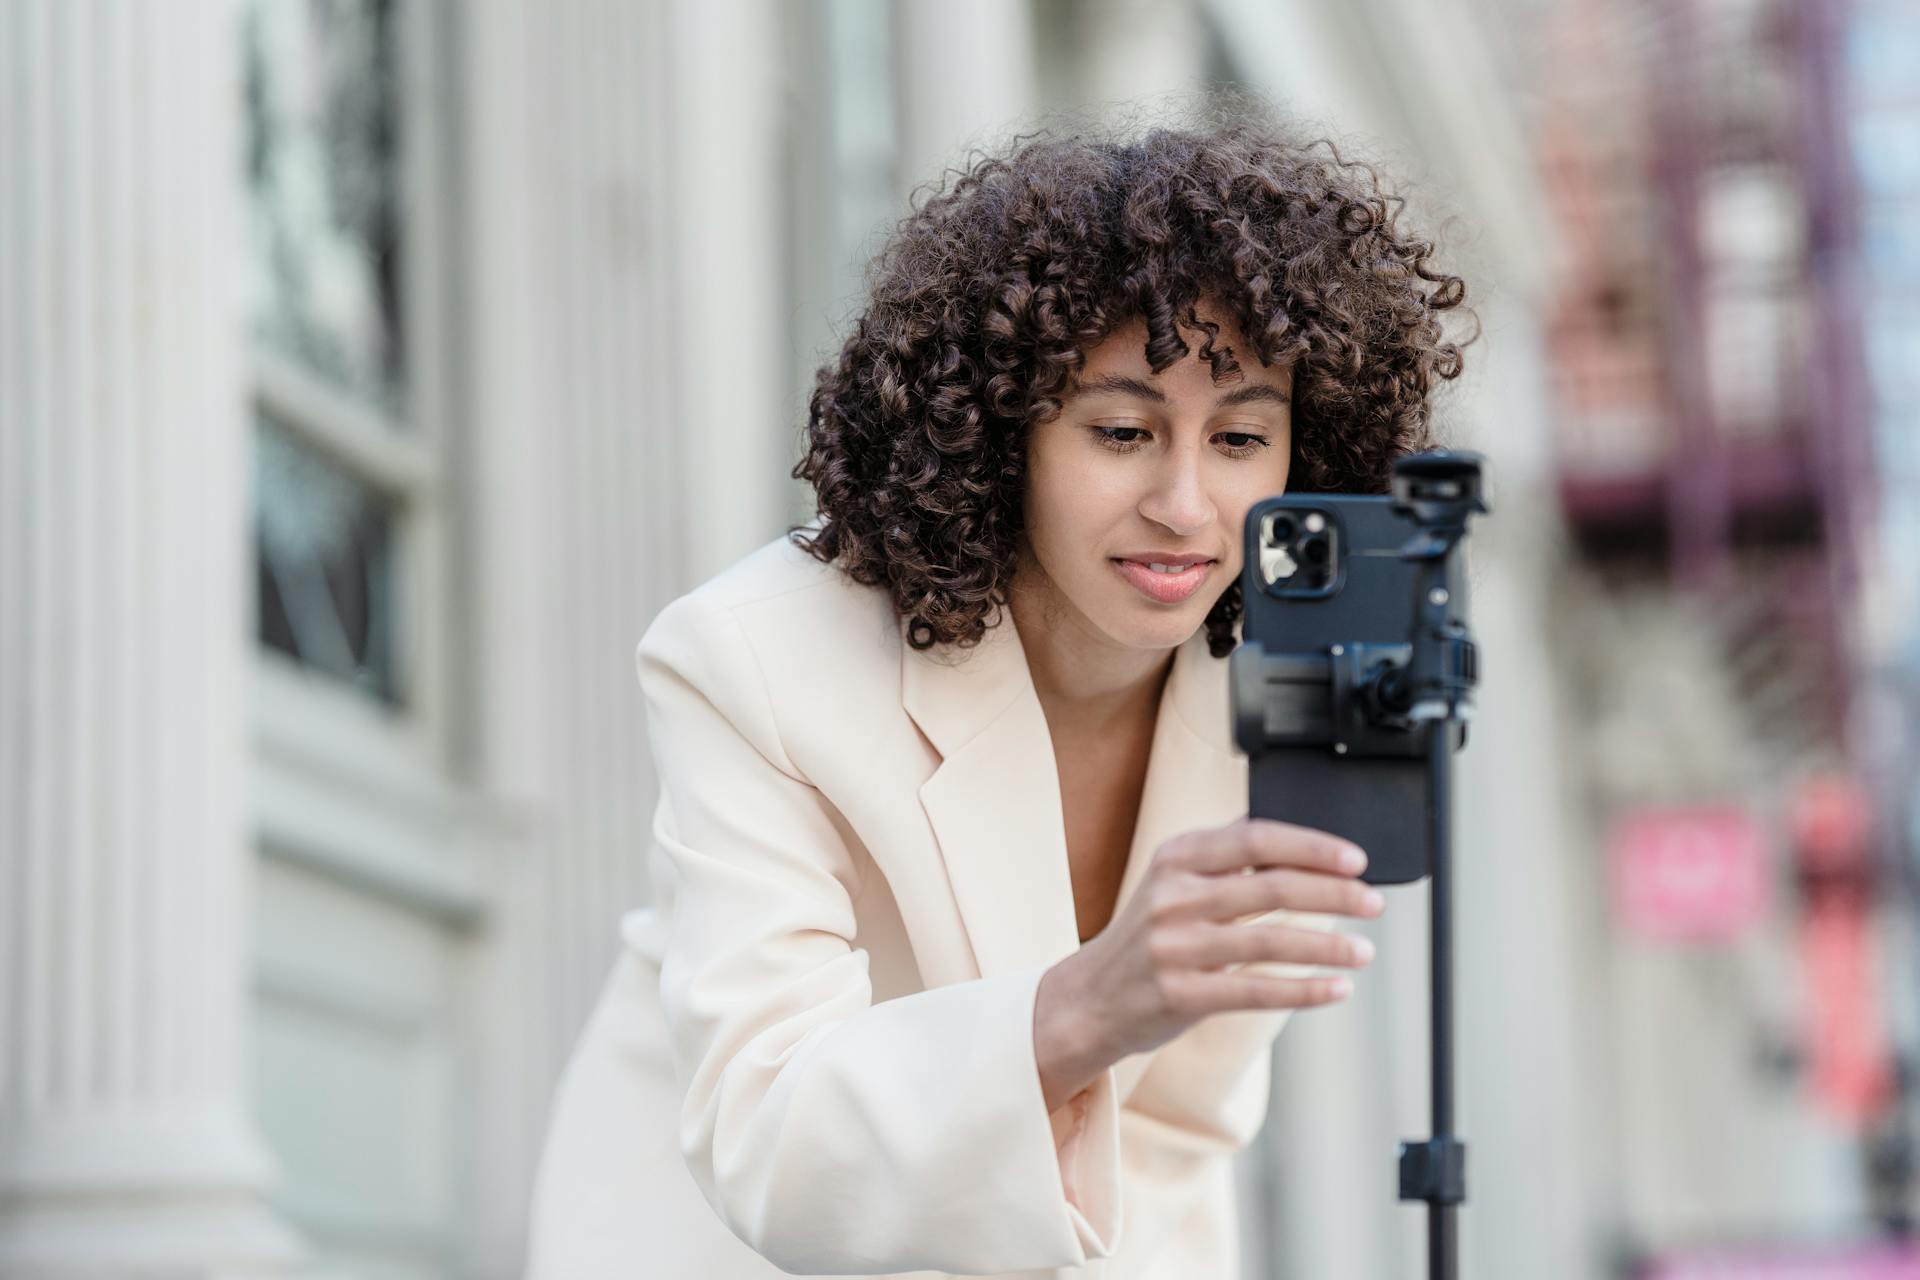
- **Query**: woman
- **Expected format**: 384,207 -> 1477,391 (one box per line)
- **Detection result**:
527,110 -> 1470,1278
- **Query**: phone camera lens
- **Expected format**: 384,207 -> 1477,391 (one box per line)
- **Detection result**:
1270,517 -> 1296,542
1303,538 -> 1330,565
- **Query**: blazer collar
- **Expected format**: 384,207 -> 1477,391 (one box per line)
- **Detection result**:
902,607 -> 1248,979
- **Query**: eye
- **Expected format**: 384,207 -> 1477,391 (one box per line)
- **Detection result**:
1216,432 -> 1272,460
1090,425 -> 1150,453
1087,425 -> 1275,458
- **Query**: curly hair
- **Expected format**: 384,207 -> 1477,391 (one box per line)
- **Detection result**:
788,103 -> 1474,659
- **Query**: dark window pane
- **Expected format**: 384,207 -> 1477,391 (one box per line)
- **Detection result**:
255,412 -> 402,705
243,0 -> 406,418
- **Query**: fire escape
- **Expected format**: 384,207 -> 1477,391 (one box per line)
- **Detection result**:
1541,0 -> 1912,1251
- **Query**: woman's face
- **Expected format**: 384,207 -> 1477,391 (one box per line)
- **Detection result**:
1019,300 -> 1293,654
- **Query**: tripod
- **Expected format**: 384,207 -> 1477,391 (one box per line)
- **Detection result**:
1234,451 -> 1487,1279
1392,455 -> 1484,1279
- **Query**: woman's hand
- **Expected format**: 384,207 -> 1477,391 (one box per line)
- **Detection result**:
1034,816 -> 1384,1112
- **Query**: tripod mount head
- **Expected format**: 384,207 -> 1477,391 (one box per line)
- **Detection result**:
1391,450 -> 1490,563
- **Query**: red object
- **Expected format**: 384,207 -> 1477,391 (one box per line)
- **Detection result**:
1790,771 -> 1876,875
1611,805 -> 1770,943
1789,771 -> 1891,1127
1800,895 -> 1894,1126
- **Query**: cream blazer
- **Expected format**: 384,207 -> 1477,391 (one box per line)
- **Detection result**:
525,529 -> 1333,1279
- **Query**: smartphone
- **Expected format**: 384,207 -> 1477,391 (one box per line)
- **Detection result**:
1230,493 -> 1472,886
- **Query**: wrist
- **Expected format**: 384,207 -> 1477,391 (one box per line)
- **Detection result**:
1034,954 -> 1112,1112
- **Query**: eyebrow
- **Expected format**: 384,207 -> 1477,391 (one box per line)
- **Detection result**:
1067,372 -> 1291,409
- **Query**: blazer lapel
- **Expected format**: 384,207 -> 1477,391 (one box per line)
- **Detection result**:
1111,627 -> 1250,923
904,610 -> 1079,979
902,611 -> 1248,982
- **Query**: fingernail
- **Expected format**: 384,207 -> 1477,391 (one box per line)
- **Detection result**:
1363,889 -> 1386,913
1340,844 -> 1368,873
1350,936 -> 1375,963
1330,976 -> 1354,998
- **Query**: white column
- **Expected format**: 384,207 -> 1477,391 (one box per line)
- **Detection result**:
1073,0 -> 1209,118
454,2 -> 720,1272
663,0 -> 795,580
894,0 -> 1040,208
0,1 -> 305,1274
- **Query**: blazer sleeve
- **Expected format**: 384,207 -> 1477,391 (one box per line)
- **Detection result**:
1109,904 -> 1339,1268
635,590 -> 1121,1276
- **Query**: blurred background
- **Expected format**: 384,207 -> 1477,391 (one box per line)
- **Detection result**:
2,0 -> 1917,1276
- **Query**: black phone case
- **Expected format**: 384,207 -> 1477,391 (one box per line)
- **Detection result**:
1236,494 -> 1469,886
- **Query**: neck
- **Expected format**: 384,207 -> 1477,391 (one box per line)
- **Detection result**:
1007,566 -> 1177,733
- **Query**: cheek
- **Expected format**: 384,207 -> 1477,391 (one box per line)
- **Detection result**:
1028,452 -> 1131,536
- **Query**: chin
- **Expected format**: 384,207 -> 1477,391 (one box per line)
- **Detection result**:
1104,603 -> 1207,651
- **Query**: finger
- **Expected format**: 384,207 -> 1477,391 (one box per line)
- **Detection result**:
1179,969 -> 1353,1015
1164,921 -> 1375,972
1179,817 -> 1366,879
1187,866 -> 1385,922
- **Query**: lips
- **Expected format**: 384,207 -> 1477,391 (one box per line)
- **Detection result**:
1111,557 -> 1215,604
1112,553 -> 1214,567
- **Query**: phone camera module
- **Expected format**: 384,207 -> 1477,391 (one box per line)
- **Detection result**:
1256,505 -> 1338,598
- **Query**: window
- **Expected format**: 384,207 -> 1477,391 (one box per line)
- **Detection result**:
243,0 -> 449,730
238,10 -> 474,1272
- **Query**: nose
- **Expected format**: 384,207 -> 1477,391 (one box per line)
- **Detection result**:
1137,442 -> 1214,536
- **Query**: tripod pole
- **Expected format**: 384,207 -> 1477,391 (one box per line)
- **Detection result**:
1396,564 -> 1470,1279
1426,718 -> 1459,1279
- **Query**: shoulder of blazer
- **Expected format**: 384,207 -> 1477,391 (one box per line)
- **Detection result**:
641,529 -> 910,783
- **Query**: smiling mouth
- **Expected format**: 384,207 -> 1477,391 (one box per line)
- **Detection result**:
1110,557 -> 1217,603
